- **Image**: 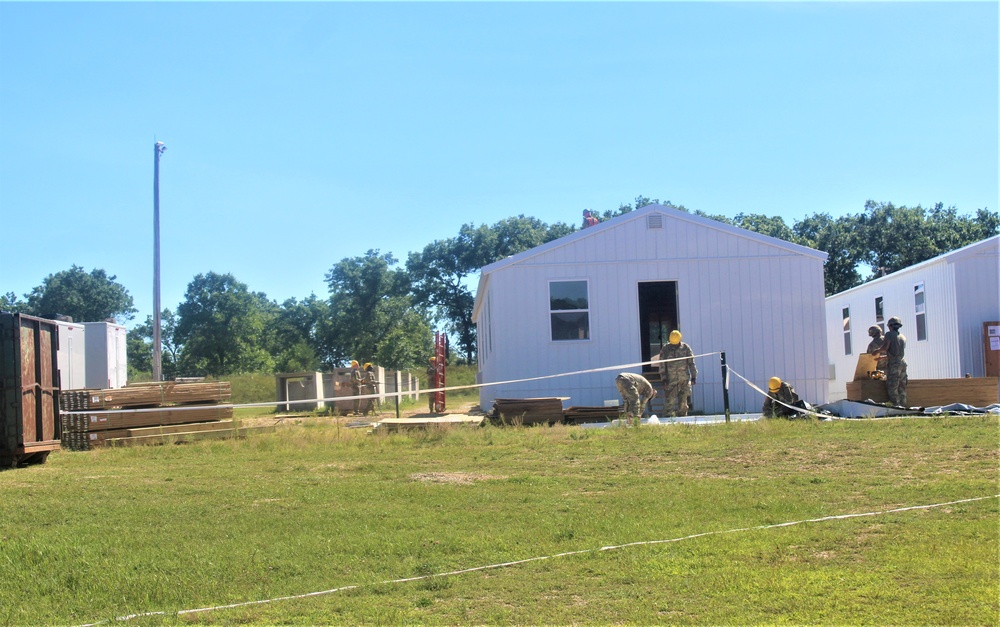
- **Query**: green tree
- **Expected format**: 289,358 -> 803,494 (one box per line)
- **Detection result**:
174,272 -> 276,376
20,265 -> 136,322
272,295 -> 328,372
0,292 -> 25,313
793,213 -> 863,295
854,201 -> 998,280
127,310 -> 180,379
322,250 -> 432,370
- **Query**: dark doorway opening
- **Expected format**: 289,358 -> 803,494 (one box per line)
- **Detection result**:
638,281 -> 678,373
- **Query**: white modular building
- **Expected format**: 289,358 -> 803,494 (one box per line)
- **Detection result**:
825,235 -> 1000,401
84,321 -> 128,390
472,204 -> 830,415
53,319 -> 87,390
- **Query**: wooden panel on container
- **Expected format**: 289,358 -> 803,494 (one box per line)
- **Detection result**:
19,319 -> 37,442
985,322 -> 1000,378
846,377 -> 999,408
38,323 -> 56,442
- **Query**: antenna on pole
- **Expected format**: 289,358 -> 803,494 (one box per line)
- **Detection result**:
153,140 -> 166,382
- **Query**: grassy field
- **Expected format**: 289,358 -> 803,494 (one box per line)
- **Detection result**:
0,414 -> 996,625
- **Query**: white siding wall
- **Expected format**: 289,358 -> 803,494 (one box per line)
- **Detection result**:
952,238 -> 1000,377
477,208 -> 829,414
826,257 -> 964,401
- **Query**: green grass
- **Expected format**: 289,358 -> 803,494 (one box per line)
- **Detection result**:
0,415 -> 996,625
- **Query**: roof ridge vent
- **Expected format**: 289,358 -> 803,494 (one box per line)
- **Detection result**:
646,214 -> 663,229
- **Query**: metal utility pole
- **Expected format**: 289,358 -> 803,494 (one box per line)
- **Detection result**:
152,141 -> 166,382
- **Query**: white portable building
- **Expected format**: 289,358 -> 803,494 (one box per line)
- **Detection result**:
84,321 -> 128,390
825,235 -> 1000,401
53,320 -> 87,390
472,204 -> 829,415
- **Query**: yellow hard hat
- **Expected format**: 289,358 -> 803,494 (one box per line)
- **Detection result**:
429,357 -> 436,362
363,362 -> 372,369
350,360 -> 359,368
768,377 -> 781,392
668,330 -> 682,345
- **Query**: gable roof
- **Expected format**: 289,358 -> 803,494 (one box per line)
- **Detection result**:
472,204 -> 827,320
479,204 -> 825,276
826,234 -> 999,299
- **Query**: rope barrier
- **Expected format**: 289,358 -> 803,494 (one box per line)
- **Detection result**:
727,366 -> 833,420
61,353 -> 722,416
74,494 -> 999,626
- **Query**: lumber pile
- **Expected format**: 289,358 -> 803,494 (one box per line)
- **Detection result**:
61,381 -> 231,411
846,377 -> 999,408
563,405 -> 622,425
60,381 -> 249,451
489,398 -> 566,426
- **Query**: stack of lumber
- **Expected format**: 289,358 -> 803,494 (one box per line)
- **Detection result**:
60,381 -> 259,451
61,381 -> 231,411
563,405 -> 622,425
489,398 -> 566,426
846,377 -> 999,408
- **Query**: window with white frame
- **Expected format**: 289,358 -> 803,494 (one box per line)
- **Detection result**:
875,296 -> 884,331
842,307 -> 852,355
550,280 -> 590,341
914,282 -> 926,341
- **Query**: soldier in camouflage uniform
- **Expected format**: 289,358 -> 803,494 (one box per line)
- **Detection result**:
883,316 -> 907,406
657,330 -> 697,416
762,377 -> 802,418
349,360 -> 364,416
615,372 -> 657,423
867,325 -> 888,372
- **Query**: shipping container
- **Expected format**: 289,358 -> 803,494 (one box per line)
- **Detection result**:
0,313 -> 62,466
84,321 -> 128,390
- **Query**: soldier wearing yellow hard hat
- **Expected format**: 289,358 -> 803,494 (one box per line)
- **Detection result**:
657,329 -> 697,417
762,376 -> 801,418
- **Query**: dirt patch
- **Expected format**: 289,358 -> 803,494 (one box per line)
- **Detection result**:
410,472 -> 505,484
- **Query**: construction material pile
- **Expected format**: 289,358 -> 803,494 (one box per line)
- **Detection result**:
562,406 -> 622,425
60,381 -> 261,450
488,398 -> 566,426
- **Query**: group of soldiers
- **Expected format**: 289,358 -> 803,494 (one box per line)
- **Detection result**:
349,360 -> 380,416
614,329 -> 697,421
866,316 -> 908,406
615,317 -> 910,422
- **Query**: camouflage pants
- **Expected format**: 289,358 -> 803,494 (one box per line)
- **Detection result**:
886,359 -> 908,406
662,381 -> 691,416
616,379 -> 652,418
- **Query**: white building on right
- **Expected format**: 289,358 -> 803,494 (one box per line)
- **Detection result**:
825,235 -> 999,401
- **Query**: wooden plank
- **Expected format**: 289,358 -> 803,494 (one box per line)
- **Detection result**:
60,382 -> 231,411
846,377 -> 999,408
126,420 -> 234,437
63,406 -> 234,432
105,426 -> 276,447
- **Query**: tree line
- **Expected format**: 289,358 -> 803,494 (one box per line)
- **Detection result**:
2,198 -> 995,378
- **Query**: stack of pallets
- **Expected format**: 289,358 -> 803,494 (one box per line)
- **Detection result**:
562,406 -> 622,425
60,381 -> 270,450
489,398 -> 567,426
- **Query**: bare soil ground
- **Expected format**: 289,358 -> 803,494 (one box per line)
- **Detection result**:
242,398 -> 484,429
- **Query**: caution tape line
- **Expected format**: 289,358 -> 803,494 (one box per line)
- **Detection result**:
727,367 -> 833,420
76,494 -> 999,626
62,353 -> 722,416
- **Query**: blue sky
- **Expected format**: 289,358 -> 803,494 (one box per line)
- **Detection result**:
1,2 -> 996,327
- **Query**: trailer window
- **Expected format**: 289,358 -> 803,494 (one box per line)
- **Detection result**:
550,280 -> 590,341
842,307 -> 852,355
914,283 -> 927,341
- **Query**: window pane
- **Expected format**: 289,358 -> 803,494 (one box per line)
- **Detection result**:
916,314 -> 927,341
550,281 -> 588,310
551,312 -> 590,341
875,296 -> 884,322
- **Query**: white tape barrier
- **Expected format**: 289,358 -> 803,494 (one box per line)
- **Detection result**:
62,353 -> 721,416
728,367 -> 833,420
76,494 -> 998,626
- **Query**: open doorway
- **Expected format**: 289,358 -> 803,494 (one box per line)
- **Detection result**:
638,281 -> 678,373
